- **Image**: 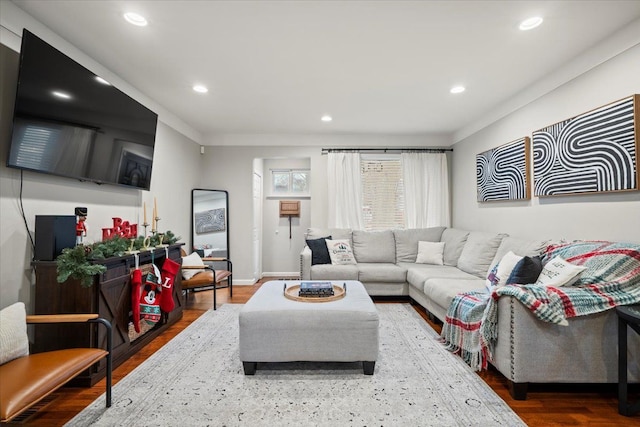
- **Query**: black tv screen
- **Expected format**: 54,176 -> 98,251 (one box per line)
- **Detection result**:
7,29 -> 158,190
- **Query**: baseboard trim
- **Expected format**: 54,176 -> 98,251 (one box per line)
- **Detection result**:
261,272 -> 300,279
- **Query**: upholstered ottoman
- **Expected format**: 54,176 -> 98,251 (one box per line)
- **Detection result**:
239,280 -> 379,375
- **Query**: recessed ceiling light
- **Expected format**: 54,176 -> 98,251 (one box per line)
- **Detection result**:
450,86 -> 465,94
193,85 -> 208,93
124,12 -> 148,27
95,76 -> 111,85
321,115 -> 332,122
519,16 -> 543,31
52,91 -> 71,99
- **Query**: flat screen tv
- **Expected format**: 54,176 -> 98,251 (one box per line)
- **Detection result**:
7,29 -> 158,190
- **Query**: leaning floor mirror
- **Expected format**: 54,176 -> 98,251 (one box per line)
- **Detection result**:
191,189 -> 229,269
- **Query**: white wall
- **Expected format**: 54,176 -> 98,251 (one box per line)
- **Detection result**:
451,43 -> 640,243
261,158 -> 311,277
0,45 -> 202,310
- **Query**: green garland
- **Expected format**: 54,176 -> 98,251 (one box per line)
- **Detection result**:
56,231 -> 180,287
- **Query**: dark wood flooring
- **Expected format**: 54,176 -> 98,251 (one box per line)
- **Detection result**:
10,281 -> 639,426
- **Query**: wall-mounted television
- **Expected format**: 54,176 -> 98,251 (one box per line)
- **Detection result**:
6,29 -> 158,190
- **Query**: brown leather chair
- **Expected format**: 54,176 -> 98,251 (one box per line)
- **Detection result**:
180,249 -> 232,310
0,314 -> 112,423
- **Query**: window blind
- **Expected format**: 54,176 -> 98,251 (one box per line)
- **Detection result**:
360,156 -> 405,231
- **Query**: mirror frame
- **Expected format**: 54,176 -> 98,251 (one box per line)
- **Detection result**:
191,188 -> 229,261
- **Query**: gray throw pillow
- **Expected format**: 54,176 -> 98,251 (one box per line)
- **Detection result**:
506,256 -> 543,285
306,236 -> 332,265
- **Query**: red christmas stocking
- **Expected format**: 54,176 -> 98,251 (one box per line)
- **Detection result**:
160,258 -> 180,313
140,272 -> 162,325
131,269 -> 142,333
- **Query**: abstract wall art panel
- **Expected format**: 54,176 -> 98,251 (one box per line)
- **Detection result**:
533,95 -> 639,196
195,208 -> 226,234
476,137 -> 531,202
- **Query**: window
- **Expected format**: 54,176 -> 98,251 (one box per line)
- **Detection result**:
271,169 -> 310,195
360,155 -> 404,230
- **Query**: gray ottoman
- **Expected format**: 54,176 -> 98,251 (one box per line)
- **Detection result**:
239,280 -> 379,375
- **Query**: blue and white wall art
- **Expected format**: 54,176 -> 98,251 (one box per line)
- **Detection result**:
476,137 -> 531,202
533,95 -> 639,196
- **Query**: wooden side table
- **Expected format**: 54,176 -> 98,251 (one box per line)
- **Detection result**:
616,304 -> 640,416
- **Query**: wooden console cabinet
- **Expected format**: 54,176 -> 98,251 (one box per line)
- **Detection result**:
32,243 -> 184,386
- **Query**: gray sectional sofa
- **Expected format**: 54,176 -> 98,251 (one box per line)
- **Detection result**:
300,227 -> 640,399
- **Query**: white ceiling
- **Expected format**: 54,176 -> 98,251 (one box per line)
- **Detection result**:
9,1 -> 640,144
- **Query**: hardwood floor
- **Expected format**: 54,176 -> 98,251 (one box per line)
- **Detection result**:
12,282 -> 639,426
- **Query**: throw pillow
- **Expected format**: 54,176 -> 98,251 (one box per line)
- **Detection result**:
535,256 -> 587,287
181,252 -> 206,280
416,241 -> 445,265
306,236 -> 332,265
0,302 -> 29,365
486,251 -> 523,290
506,256 -> 543,285
326,239 -> 357,265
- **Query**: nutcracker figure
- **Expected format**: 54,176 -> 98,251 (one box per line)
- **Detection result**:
75,207 -> 87,245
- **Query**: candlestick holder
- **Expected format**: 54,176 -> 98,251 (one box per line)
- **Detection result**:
153,217 -> 161,235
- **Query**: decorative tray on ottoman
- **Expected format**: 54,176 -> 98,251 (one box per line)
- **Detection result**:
283,282 -> 346,302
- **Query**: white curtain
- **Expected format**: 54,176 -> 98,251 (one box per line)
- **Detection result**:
327,152 -> 364,229
402,152 -> 450,228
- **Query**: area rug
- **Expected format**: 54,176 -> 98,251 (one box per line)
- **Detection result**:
67,304 -> 525,426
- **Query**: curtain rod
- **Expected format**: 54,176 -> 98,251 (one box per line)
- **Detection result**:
321,147 -> 453,155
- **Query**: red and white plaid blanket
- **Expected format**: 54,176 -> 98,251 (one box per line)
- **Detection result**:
441,240 -> 640,371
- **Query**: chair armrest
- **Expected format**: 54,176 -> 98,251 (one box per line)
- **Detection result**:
203,257 -> 233,276
300,246 -> 311,280
26,314 -> 99,324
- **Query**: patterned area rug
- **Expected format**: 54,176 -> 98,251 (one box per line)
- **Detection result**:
67,304 -> 524,426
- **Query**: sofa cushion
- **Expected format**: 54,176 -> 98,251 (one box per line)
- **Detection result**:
393,227 -> 446,263
306,236 -> 332,265
416,241 -> 445,265
310,264 -> 359,280
306,228 -> 352,242
488,236 -> 549,273
326,239 -> 357,265
0,302 -> 29,365
357,263 -> 407,283
440,228 -> 470,266
402,263 -> 479,291
352,230 -> 396,263
423,278 -> 486,315
457,231 -> 507,279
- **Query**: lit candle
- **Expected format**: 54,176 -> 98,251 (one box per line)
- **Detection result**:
143,202 -> 147,224
154,197 -> 158,219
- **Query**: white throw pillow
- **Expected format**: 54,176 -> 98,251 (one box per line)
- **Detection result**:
486,251 -> 524,290
181,252 -> 206,280
535,256 -> 586,287
416,241 -> 445,265
496,251 -> 524,286
0,302 -> 29,365
326,239 -> 357,265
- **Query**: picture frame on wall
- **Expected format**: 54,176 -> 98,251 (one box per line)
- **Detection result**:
476,137 -> 531,202
195,208 -> 226,234
532,94 -> 639,197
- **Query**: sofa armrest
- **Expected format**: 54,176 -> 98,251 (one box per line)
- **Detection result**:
300,246 -> 311,280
